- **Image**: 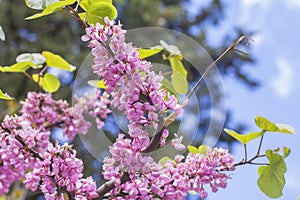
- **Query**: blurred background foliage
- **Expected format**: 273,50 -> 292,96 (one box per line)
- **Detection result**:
0,0 -> 259,199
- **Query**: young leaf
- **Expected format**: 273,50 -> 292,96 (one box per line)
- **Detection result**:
255,116 -> 278,132
87,79 -> 107,89
224,128 -> 264,144
187,145 -> 199,154
0,26 -> 5,41
16,53 -> 46,66
41,73 -> 60,93
198,145 -> 208,156
283,147 -> 291,159
255,116 -> 296,134
83,2 -> 117,25
0,89 -> 14,100
257,150 -> 286,198
42,51 -> 75,72
161,78 -> 177,98
171,70 -> 188,94
158,156 -> 171,166
275,123 -> 296,134
80,0 -> 112,11
138,47 -> 163,59
0,61 -> 35,72
25,0 -> 59,10
25,0 -> 76,20
160,40 -> 181,56
169,56 -> 187,77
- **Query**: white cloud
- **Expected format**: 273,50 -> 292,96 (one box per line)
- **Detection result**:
286,0 -> 300,8
270,58 -> 293,98
238,0 -> 272,27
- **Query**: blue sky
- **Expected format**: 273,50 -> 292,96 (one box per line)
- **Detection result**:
198,0 -> 300,199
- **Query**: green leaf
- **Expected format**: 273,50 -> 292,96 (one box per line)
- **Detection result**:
171,70 -> 188,94
42,51 -> 75,72
187,145 -> 199,154
0,26 -> 5,41
255,116 -> 296,134
32,73 -> 41,83
283,147 -> 291,159
0,89 -> 14,100
275,123 -> 296,134
168,56 -> 188,94
138,47 -> 163,59
41,73 -> 60,93
169,56 -> 187,77
80,0 -> 112,11
84,2 -> 117,25
257,150 -> 286,198
224,129 -> 264,144
158,156 -> 171,166
87,79 -> 107,89
255,116 -> 279,132
160,40 -> 181,56
25,0 -> 59,10
198,145 -> 208,156
161,78 -> 177,97
25,0 -> 76,20
0,61 -> 35,72
16,53 -> 46,66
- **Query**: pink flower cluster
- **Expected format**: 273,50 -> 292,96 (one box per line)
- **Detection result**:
102,134 -> 235,199
24,142 -> 98,200
82,17 -> 182,140
75,90 -> 111,129
0,115 -> 49,195
20,91 -> 91,140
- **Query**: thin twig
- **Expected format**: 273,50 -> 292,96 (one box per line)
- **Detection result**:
14,135 -> 44,161
66,5 -> 87,28
244,144 -> 247,162
256,131 -> 265,155
142,36 -> 253,153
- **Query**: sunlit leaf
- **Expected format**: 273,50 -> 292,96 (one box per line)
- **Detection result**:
25,0 -> 59,10
0,26 -> 5,41
255,116 -> 279,132
138,47 -> 163,59
160,40 -> 181,55
171,70 -> 188,94
25,0 -> 76,20
82,2 -> 117,25
224,129 -> 264,144
283,147 -> 291,159
275,123 -> 296,134
255,116 -> 296,134
16,53 -> 46,66
32,73 -> 42,84
80,0 -> 112,11
0,61 -> 35,72
169,56 -> 187,77
187,145 -> 199,154
198,145 -> 208,156
88,79 -> 107,89
257,150 -> 286,198
158,156 -> 171,166
0,89 -> 14,100
42,51 -> 75,71
161,78 -> 177,97
41,73 -> 60,93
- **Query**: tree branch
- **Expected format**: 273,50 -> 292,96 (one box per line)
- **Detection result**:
95,173 -> 130,199
142,36 -> 253,153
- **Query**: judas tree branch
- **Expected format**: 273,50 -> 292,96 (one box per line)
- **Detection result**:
142,36 -> 253,154
95,173 -> 130,199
